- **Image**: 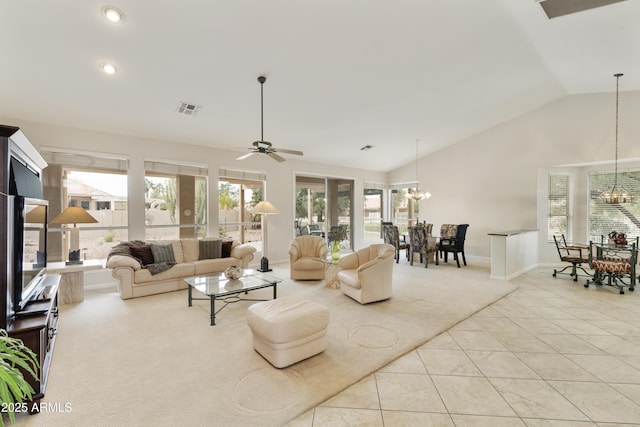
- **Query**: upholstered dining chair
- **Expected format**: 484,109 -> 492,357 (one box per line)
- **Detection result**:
289,235 -> 328,280
380,220 -> 393,238
586,237 -> 638,294
438,224 -> 469,268
552,234 -> 590,282
408,226 -> 438,267
383,224 -> 410,263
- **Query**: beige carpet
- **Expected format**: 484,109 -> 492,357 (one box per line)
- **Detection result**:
14,259 -> 516,427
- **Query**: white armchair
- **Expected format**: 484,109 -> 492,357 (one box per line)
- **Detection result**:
289,235 -> 329,280
337,243 -> 395,304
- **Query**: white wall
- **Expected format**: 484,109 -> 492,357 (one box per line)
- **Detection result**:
4,89 -> 640,266
0,117 -> 386,265
388,90 -> 640,261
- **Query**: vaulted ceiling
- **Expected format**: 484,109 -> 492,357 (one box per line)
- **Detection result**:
1,0 -> 638,172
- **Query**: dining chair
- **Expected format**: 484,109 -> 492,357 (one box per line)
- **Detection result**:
408,226 -> 438,267
383,225 -> 410,263
380,221 -> 393,238
586,236 -> 638,294
438,224 -> 469,268
552,234 -> 590,281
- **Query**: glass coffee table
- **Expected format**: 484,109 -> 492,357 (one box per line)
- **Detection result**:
185,269 -> 282,325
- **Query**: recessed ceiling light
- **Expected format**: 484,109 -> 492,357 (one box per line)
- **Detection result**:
101,6 -> 126,23
100,63 -> 118,75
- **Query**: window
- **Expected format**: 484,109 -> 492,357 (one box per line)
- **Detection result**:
145,160 -> 207,240
364,182 -> 384,241
219,168 -> 265,247
588,169 -> 640,242
295,175 -> 354,250
388,183 -> 419,235
548,173 -> 570,241
295,176 -> 326,236
41,150 -> 129,261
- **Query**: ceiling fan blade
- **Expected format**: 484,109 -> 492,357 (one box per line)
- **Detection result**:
275,148 -> 304,156
236,151 -> 257,160
267,152 -> 286,162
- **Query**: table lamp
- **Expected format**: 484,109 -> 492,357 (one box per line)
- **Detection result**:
249,200 -> 279,272
51,206 -> 98,265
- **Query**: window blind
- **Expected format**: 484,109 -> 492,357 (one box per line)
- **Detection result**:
548,174 -> 570,241
588,169 -> 640,242
219,168 -> 266,182
145,160 -> 208,177
364,181 -> 386,190
388,182 -> 417,191
41,149 -> 129,171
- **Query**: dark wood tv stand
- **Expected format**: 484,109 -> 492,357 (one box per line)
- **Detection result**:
8,274 -> 61,414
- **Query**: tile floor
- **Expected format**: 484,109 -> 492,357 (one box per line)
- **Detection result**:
289,268 -> 640,426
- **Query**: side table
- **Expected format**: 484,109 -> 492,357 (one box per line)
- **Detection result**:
46,259 -> 104,304
313,258 -> 341,289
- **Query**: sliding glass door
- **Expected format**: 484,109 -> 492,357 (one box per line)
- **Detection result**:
295,175 -> 353,251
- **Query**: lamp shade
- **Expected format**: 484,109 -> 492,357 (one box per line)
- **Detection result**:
51,206 -> 98,225
249,201 -> 280,215
25,205 -> 47,223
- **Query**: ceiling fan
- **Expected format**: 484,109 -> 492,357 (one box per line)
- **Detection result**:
236,76 -> 303,163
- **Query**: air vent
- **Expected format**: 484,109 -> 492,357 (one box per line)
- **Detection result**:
538,0 -> 626,19
176,102 -> 202,116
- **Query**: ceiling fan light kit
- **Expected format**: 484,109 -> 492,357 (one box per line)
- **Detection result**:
236,76 -> 303,163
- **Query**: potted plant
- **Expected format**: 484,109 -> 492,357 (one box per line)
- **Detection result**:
0,329 -> 39,426
328,226 -> 349,261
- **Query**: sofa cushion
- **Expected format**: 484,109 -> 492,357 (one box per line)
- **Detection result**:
193,258 -> 240,275
199,239 -> 222,260
222,240 -> 233,258
150,243 -> 176,264
106,254 -> 141,270
130,245 -> 154,266
337,269 -> 360,289
148,240 -> 184,263
134,262 -> 195,284
181,239 -> 199,263
291,257 -> 324,271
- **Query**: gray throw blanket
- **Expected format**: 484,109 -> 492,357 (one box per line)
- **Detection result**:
107,240 -> 175,275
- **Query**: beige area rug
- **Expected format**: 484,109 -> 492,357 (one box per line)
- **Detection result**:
15,259 -> 516,427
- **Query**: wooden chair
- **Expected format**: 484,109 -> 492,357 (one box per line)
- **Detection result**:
552,234 -> 590,282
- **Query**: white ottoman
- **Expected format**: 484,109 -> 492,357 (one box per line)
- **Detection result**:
246,297 -> 330,368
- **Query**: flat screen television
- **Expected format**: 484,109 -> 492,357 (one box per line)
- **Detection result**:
12,196 -> 48,312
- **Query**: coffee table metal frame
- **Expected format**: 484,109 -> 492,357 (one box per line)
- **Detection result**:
185,269 -> 282,325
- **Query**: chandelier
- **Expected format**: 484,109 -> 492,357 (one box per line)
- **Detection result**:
407,139 -> 431,201
602,73 -> 632,204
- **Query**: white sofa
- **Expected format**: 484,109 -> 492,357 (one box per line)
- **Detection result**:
337,243 -> 395,304
106,239 -> 256,299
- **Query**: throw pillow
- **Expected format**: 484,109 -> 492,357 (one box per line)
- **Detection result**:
150,243 -> 176,264
199,239 -> 222,260
130,245 -> 154,266
221,241 -> 233,258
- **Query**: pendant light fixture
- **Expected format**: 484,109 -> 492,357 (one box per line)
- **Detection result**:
602,73 -> 632,204
407,139 -> 431,201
